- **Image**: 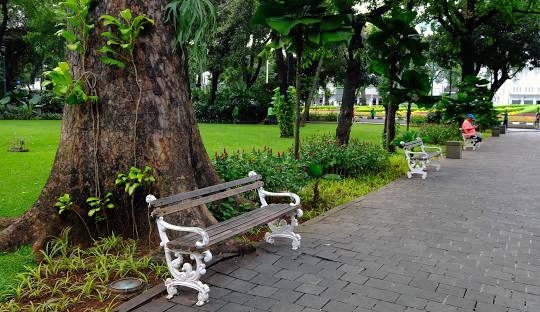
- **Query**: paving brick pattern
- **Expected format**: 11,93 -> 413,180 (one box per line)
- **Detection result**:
136,131 -> 540,312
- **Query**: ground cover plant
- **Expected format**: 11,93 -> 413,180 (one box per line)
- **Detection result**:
0,229 -> 168,311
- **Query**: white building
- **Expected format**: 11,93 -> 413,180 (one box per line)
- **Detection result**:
493,68 -> 540,105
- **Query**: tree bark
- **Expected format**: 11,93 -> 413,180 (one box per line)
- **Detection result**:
273,37 -> 288,96
0,0 -> 7,48
293,36 -> 303,160
303,54 -> 324,123
406,102 -> 411,131
336,50 -> 361,146
0,0 -> 220,251
208,69 -> 221,110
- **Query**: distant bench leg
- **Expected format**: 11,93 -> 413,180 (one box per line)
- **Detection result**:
265,209 -> 303,250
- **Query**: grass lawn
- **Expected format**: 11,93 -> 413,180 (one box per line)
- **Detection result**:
0,120 -> 384,218
0,120 -> 385,294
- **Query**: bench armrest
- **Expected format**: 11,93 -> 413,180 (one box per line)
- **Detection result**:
155,217 -> 210,249
259,190 -> 301,206
405,150 -> 429,159
422,145 -> 442,153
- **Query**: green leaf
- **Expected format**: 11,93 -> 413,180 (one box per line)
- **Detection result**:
120,9 -> 132,23
100,56 -> 126,68
0,96 -> 10,105
58,30 -> 77,42
67,43 -> 80,51
101,31 -> 116,39
98,46 -> 116,54
307,163 -> 324,178
265,17 -> 298,36
321,30 -> 351,45
100,15 -> 120,26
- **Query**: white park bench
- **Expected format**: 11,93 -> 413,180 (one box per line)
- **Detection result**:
145,172 -> 302,306
401,138 -> 442,179
461,128 -> 480,151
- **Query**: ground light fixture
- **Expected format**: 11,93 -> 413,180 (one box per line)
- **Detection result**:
107,277 -> 146,298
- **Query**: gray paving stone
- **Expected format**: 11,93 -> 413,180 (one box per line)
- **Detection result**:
270,289 -> 303,303
296,293 -> 330,309
248,285 -> 279,297
372,300 -> 406,312
322,300 -> 357,312
296,283 -> 327,295
230,268 -> 259,281
270,302 -> 304,312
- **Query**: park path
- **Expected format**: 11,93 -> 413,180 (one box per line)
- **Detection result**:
135,130 -> 540,312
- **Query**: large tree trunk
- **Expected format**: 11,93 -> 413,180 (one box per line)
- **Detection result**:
0,0 -> 219,251
336,50 -> 361,146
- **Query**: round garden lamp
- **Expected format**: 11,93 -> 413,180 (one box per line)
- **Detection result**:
107,278 -> 146,297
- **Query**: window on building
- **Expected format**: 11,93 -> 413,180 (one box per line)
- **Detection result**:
511,99 -> 521,104
524,100 -> 533,104
537,100 -> 540,104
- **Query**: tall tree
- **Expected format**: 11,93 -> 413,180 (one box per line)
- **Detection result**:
0,0 -> 221,251
334,0 -> 397,146
368,9 -> 428,152
254,0 -> 351,158
426,0 -> 540,85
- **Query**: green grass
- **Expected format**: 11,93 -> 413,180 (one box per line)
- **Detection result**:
0,246 -> 34,296
0,121 -> 61,218
0,121 -> 384,219
199,123 -> 384,155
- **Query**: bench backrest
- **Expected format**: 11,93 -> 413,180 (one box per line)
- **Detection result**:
401,138 -> 423,150
150,174 -> 264,217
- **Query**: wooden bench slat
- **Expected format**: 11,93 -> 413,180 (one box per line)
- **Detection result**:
153,181 -> 264,217
167,204 -> 297,249
151,174 -> 263,208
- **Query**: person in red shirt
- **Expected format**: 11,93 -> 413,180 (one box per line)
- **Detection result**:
462,114 -> 482,142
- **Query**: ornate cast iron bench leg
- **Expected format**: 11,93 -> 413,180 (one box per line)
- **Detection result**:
265,208 -> 303,250
163,247 -> 212,306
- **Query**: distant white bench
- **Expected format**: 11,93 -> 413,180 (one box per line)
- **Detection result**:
401,138 -> 442,179
460,129 -> 480,151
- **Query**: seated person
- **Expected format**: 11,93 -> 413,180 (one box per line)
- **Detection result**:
462,114 -> 482,142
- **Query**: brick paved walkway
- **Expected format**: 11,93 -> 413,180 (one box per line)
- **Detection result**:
136,131 -> 540,312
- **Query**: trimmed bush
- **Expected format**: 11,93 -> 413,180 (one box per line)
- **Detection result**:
212,147 -> 307,192
418,124 -> 461,145
301,135 -> 390,177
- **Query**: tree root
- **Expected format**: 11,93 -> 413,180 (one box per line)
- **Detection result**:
0,217 -> 16,231
0,213 -> 41,252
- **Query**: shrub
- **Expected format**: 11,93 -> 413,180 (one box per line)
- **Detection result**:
410,115 -> 427,125
426,111 -> 442,124
309,112 -> 338,121
212,147 -> 307,192
192,82 -> 273,123
273,87 -> 295,137
301,135 -> 389,177
418,124 -> 461,144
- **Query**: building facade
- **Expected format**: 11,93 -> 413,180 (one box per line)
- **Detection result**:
493,68 -> 540,105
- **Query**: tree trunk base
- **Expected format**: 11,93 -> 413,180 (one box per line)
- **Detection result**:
0,217 -> 16,231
